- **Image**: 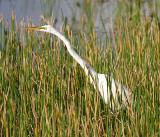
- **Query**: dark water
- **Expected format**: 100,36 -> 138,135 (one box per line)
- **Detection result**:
0,0 -> 118,33
1,0 -> 159,30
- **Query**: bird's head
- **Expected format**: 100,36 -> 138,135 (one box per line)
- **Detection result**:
26,25 -> 58,34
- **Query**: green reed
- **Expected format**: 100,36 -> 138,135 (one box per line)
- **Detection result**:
0,1 -> 160,137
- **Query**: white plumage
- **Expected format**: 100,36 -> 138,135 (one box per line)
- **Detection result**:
27,25 -> 132,110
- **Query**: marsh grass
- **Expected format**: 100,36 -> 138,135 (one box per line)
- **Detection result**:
0,2 -> 160,137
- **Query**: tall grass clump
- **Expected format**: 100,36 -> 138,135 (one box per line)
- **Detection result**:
1,2 -> 160,137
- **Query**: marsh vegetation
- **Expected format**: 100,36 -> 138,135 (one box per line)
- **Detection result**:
0,0 -> 160,136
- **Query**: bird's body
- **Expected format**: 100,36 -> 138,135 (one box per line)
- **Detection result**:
27,25 -> 132,110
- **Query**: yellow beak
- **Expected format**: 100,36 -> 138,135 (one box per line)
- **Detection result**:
25,26 -> 45,32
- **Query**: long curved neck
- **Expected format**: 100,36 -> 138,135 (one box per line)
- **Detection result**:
50,28 -> 97,79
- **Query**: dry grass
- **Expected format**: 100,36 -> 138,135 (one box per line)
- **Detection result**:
0,1 -> 160,136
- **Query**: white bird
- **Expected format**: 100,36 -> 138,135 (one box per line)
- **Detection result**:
27,25 -> 132,110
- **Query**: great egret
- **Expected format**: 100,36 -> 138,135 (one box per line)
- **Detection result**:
27,25 -> 132,110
